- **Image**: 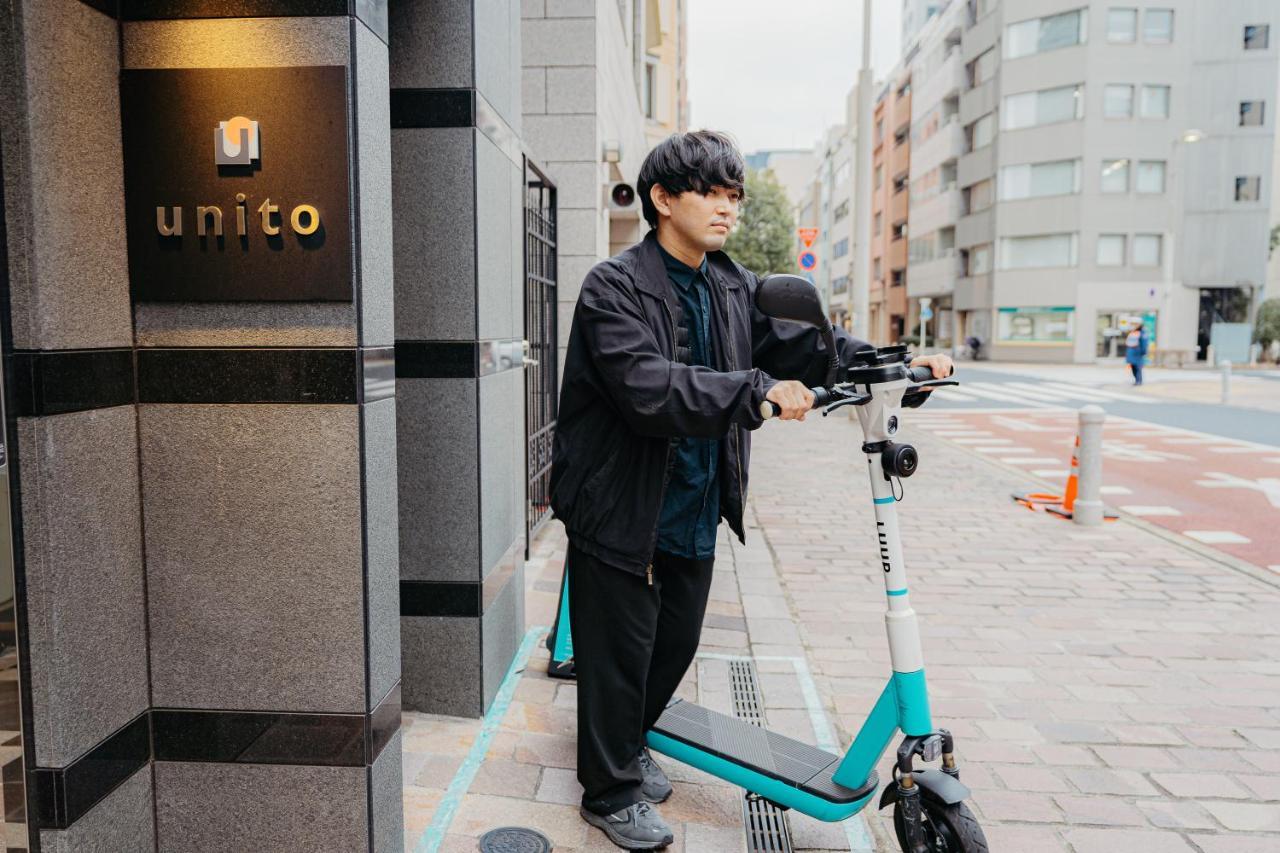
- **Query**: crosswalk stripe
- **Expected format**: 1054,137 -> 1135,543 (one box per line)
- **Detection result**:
956,385 -> 1057,408
1038,381 -> 1156,404
1001,381 -> 1098,403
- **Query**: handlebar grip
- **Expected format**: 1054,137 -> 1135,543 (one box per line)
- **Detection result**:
760,387 -> 832,420
909,364 -> 954,383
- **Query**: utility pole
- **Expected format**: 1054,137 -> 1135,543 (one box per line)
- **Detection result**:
851,0 -> 873,341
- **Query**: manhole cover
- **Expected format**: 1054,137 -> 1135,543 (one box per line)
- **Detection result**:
478,826 -> 552,853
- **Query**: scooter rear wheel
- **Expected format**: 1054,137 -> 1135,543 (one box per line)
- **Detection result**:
892,799 -> 988,853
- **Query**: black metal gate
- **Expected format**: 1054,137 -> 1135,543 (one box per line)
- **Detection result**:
524,158 -> 558,554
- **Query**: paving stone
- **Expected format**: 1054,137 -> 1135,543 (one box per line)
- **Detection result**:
1052,794 -> 1146,826
1198,800 -> 1280,831
1062,828 -> 1196,853
1150,772 -> 1251,799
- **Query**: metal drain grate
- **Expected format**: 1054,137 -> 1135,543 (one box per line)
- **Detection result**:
729,659 -> 795,853
478,826 -> 552,852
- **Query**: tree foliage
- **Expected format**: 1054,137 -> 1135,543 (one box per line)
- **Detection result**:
1255,298 -> 1280,359
1270,224 -> 1280,258
723,168 -> 795,276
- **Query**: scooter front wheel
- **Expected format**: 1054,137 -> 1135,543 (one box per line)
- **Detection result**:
892,799 -> 988,853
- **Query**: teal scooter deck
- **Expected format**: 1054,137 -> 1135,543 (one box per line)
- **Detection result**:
647,699 -> 878,821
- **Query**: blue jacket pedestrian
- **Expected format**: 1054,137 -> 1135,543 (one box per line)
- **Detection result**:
1125,323 -> 1149,385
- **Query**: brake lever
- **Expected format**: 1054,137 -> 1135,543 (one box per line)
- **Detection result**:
901,380 -> 959,410
822,393 -> 872,416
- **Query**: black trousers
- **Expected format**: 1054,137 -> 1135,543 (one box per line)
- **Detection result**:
568,541 -> 715,815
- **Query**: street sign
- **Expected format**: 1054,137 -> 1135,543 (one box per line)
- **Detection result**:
921,307 -> 933,321
797,227 -> 819,248
797,250 -> 818,271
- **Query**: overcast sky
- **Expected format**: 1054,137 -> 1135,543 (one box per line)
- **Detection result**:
687,0 -> 903,154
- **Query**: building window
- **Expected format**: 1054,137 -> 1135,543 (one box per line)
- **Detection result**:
891,270 -> 905,287
834,200 -> 850,222
834,161 -> 852,186
893,175 -> 908,194
874,165 -> 883,189
968,48 -> 996,88
909,232 -> 938,264
1132,233 -> 1163,266
1005,8 -> 1088,59
892,222 -> 907,241
873,258 -> 882,279
965,178 -> 994,213
1003,85 -> 1083,130
875,119 -> 884,144
1245,24 -> 1270,50
1097,234 -> 1127,266
874,212 -> 883,235
1139,85 -> 1170,118
1144,8 -> 1174,44
1236,175 -> 1262,201
1240,100 -> 1266,126
832,275 -> 850,294
967,113 -> 996,150
1103,84 -> 1134,118
1101,158 -> 1130,193
999,159 -> 1082,200
833,238 -> 850,259
998,307 -> 1074,342
1135,160 -> 1166,193
965,243 -> 993,275
998,233 -> 1079,269
1107,8 -> 1137,43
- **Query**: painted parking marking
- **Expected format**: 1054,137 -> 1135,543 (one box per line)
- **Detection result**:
1183,530 -> 1252,544
1193,472 -> 1280,509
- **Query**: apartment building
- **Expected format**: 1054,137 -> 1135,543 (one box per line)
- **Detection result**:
953,0 -> 1279,363
642,0 -> 690,150
870,68 -> 916,343
905,1 -> 967,350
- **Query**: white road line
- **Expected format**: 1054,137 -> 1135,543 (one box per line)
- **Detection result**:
978,446 -> 1035,454
989,382 -> 1084,403
1183,530 -> 1251,544
1268,458 -> 1280,464
1032,469 -> 1072,478
1120,505 -> 1183,516
1100,485 -> 1133,495
1207,446 -> 1257,454
959,385 -> 1059,408
951,437 -> 1013,445
1002,457 -> 1067,465
1039,382 -> 1157,404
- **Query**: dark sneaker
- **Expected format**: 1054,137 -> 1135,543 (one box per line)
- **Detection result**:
637,748 -> 673,803
579,801 -> 674,850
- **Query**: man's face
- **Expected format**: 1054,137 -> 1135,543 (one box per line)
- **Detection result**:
657,185 -> 742,252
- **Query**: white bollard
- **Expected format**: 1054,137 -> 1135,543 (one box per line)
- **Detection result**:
1073,405 -> 1106,527
1221,359 -> 1232,405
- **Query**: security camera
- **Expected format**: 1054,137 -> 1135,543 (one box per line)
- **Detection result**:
605,182 -> 639,214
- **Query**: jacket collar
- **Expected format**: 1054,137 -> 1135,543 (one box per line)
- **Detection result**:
636,231 -> 741,298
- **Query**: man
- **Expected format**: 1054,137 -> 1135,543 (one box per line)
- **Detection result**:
550,131 -> 952,850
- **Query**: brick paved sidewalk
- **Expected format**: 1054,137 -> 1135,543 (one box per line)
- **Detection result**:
401,411 -> 1280,852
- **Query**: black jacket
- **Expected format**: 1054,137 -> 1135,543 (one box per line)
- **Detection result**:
550,231 -> 869,575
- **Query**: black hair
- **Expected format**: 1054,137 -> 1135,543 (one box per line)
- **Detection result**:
637,130 -> 746,229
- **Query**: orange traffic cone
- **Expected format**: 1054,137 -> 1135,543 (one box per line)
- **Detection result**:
1044,437 -> 1080,519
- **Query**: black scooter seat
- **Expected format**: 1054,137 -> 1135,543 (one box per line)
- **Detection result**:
649,699 -> 877,804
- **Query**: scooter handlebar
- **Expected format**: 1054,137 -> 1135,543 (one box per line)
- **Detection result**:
760,387 -> 832,420
908,364 -> 954,383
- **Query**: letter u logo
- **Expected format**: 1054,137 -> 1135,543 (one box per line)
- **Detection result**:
215,116 -> 260,166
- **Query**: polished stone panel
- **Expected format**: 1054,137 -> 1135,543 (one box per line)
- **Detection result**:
140,404 -> 366,713
481,561 -> 525,710
363,398 -> 401,706
391,127 -> 477,341
39,764 -> 155,853
478,369 -> 524,577
17,407 -> 149,768
355,18 -> 394,347
388,0 -> 472,90
370,729 -> 403,853
401,615 -> 481,716
475,0 -> 521,134
0,0 -> 132,350
476,134 -> 518,342
155,761 -> 368,852
396,378 -> 480,583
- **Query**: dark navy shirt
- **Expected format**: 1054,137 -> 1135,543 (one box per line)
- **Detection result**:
654,242 -> 720,560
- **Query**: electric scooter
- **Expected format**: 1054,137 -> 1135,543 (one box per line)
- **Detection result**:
548,275 -> 988,852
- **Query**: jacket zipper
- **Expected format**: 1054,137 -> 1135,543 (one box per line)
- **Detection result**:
643,298 -> 679,574
713,269 -> 747,517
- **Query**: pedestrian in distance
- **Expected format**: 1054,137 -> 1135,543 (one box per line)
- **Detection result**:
1125,321 -> 1149,386
548,130 -> 954,851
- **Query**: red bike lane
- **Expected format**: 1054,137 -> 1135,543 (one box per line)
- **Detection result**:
913,409 -> 1280,573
